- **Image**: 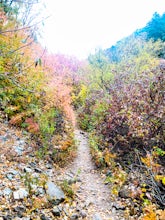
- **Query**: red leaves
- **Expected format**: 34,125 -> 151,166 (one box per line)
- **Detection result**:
25,118 -> 40,134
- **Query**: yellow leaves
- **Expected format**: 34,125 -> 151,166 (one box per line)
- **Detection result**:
27,96 -> 31,103
141,205 -> 165,220
142,212 -> 156,220
141,154 -> 161,172
111,187 -> 118,195
141,188 -> 147,193
155,175 -> 165,185
5,105 -> 20,115
106,167 -> 127,197
141,205 -> 157,220
155,175 -> 164,181
162,177 -> 165,185
103,148 -> 116,166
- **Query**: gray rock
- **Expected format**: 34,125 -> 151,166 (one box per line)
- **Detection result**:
15,218 -> 30,220
14,206 -> 26,212
9,169 -> 19,176
52,206 -> 61,216
14,206 -> 26,217
85,199 -> 93,207
70,213 -> 79,219
40,214 -> 50,220
46,181 -> 65,205
34,167 -> 42,173
19,140 -> 25,145
22,218 -> 30,220
36,187 -> 45,195
13,188 -> 29,200
28,161 -> 37,167
14,145 -> 24,155
6,173 -> 14,180
80,210 -> 87,218
93,213 -> 102,220
46,163 -> 53,169
24,167 -> 32,173
3,187 -> 12,196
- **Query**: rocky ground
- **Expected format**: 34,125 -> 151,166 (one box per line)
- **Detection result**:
1,119 -> 164,220
0,120 -> 126,220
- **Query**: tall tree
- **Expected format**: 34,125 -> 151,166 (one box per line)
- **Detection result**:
145,12 -> 165,41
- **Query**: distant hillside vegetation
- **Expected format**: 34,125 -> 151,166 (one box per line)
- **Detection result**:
105,12 -> 165,62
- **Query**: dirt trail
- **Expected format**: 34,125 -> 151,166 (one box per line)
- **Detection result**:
57,129 -> 117,219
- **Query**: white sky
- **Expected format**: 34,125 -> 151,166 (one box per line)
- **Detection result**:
40,0 -> 165,59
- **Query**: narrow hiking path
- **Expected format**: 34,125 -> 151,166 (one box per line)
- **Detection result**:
0,119 -> 125,219
55,129 -> 123,220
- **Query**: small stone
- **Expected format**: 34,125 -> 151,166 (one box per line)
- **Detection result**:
46,163 -> 53,169
9,169 -> 19,176
80,210 -> 87,218
29,162 -> 37,167
93,213 -> 102,220
46,181 -> 65,205
52,206 -> 61,216
14,206 -> 26,217
24,167 -> 32,173
3,187 -> 12,196
36,187 -> 45,195
34,167 -> 42,173
3,215 -> 12,220
70,213 -> 79,219
14,145 -> 24,155
85,199 -> 93,207
19,140 -> 25,145
13,188 -> 29,200
40,214 -> 50,220
6,173 -> 14,180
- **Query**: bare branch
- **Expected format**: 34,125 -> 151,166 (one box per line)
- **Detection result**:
0,16 -> 50,35
7,40 -> 34,55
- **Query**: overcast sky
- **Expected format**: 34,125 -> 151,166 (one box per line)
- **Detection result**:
40,0 -> 165,59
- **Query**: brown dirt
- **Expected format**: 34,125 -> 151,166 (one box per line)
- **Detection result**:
55,129 -> 121,220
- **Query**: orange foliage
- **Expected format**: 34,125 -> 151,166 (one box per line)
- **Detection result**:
42,53 -> 78,127
60,139 -> 73,151
9,112 -> 27,125
140,205 -> 165,220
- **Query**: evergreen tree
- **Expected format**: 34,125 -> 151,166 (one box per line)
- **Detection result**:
145,12 -> 165,41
